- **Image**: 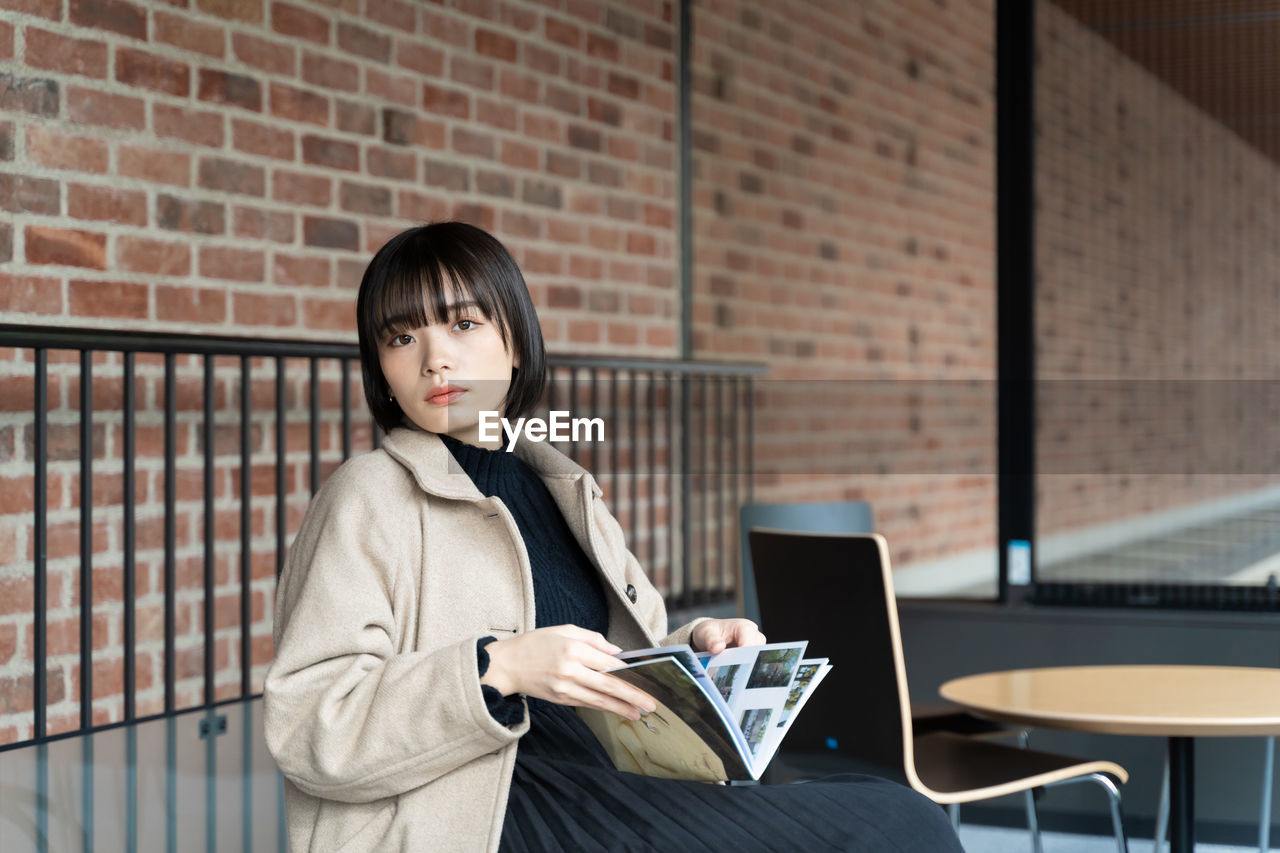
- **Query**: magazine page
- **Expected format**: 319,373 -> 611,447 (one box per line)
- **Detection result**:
576,657 -> 754,782
697,641 -> 809,719
750,659 -> 832,772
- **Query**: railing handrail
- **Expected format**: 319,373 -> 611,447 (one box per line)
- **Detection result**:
0,324 -> 768,376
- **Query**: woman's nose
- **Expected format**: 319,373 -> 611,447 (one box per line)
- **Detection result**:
420,331 -> 454,374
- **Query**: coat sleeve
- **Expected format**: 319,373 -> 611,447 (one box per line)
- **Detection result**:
263,459 -> 528,804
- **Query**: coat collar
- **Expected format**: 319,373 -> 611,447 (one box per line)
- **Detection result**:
380,425 -> 603,501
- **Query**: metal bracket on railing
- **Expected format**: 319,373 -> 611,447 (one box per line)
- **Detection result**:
198,714 -> 228,739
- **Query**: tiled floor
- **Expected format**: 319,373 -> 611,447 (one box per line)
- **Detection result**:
958,823 -> 1266,852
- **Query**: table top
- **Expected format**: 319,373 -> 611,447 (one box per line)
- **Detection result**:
939,665 -> 1280,736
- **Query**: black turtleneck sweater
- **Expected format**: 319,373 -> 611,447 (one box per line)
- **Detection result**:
440,434 -> 611,727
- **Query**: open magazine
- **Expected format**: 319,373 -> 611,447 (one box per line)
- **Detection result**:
575,641 -> 831,782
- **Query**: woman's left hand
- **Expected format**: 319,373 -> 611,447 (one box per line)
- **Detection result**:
691,618 -> 766,654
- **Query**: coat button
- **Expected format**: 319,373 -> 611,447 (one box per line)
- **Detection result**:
626,584 -> 637,603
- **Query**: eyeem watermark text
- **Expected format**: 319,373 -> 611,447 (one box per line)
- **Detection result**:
478,410 -> 605,451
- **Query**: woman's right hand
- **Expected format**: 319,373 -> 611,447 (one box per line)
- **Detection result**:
480,625 -> 657,720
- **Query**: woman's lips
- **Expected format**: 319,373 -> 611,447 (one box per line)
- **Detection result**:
425,387 -> 465,405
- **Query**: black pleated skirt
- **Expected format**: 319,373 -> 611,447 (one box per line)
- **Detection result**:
498,702 -> 963,853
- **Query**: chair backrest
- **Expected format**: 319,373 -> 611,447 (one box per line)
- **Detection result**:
747,529 -> 913,776
738,501 -> 874,623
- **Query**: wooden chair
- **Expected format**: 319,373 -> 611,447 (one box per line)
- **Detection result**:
747,529 -> 1131,853
739,501 -> 1005,739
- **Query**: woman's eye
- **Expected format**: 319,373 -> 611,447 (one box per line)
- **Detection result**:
390,333 -> 413,346
455,319 -> 476,331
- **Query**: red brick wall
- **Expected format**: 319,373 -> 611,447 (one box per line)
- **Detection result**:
691,0 -> 998,570
1035,1 -> 1280,541
0,0 -> 998,743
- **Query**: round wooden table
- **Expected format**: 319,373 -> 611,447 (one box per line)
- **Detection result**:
940,665 -> 1280,853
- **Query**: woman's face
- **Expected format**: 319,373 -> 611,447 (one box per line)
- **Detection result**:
377,294 -> 518,448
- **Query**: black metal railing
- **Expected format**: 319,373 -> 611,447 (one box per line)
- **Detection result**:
0,324 -> 762,755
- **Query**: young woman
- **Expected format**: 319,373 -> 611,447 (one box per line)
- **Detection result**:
263,222 -> 964,852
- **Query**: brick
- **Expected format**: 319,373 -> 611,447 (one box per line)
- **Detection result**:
451,127 -> 494,159
67,86 -> 145,129
521,180 -> 561,209
272,253 -> 329,287
498,69 -> 538,102
0,223 -> 10,262
339,180 -> 392,216
546,150 -> 581,178
0,122 -> 12,160
545,84 -> 579,115
197,0 -> 262,23
0,173 -> 60,215
70,0 -> 146,40
422,83 -> 470,119
359,0 -> 408,29
424,158 -> 467,191
303,216 -> 358,251
475,169 -> 513,198
154,104 -> 225,147
118,145 -> 190,186
272,2 -> 328,44
303,296 -> 352,331
421,8 -> 469,45
0,273 -> 61,313
198,157 -> 266,197
302,52 -> 358,93
25,126 -> 107,172
397,189 -> 448,222
68,279 -> 148,318
197,69 -> 262,111
25,28 -> 108,78
525,43 -> 559,75
67,183 -> 147,225
338,22 -> 390,62
366,68 -> 416,106
156,194 -> 225,234
475,28 -> 517,62
0,73 -> 59,116
269,83 -> 328,126
585,32 -> 618,62
396,40 -> 443,76
26,226 -> 106,268
232,119 -> 293,160
365,146 -> 413,180
501,139 -> 539,171
232,205 -> 293,242
233,291 -> 296,326
118,236 -> 190,276
335,100 -> 376,136
156,285 -> 226,323
545,17 -> 580,48
199,246 -> 264,282
568,124 -> 601,151
450,56 -> 494,90
233,32 -> 295,76
607,72 -> 640,100
155,11 -> 225,58
301,135 -> 358,171
116,48 -> 191,97
0,0 -> 61,20
381,108 -> 416,145
272,170 -> 330,206
587,96 -> 621,126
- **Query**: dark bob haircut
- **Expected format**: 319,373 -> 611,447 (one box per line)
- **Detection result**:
356,222 -> 547,433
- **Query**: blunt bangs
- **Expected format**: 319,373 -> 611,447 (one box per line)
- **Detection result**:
356,222 -> 547,433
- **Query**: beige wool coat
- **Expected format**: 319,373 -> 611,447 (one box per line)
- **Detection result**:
263,426 -> 706,852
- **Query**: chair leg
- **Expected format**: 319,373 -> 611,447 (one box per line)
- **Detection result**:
1091,772 -> 1129,853
1154,750 -> 1169,853
947,803 -> 960,832
1260,736 -> 1275,853
1019,731 -> 1044,853
1025,788 -> 1044,853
